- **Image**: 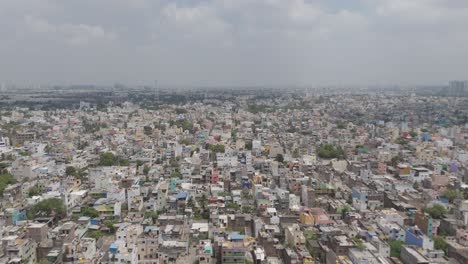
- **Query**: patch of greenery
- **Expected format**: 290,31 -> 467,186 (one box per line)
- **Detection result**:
28,185 -> 44,197
275,154 -> 284,163
337,204 -> 351,218
143,165 -> 150,176
388,156 -> 403,167
208,144 -> 225,153
304,230 -> 317,240
99,152 -> 129,166
409,131 -> 418,138
442,190 -> 460,203
226,203 -> 241,210
106,221 -> 118,233
28,198 -> 65,219
87,230 -> 104,240
317,144 -> 345,159
434,236 -> 448,254
143,126 -> 153,136
352,237 -> 365,250
171,170 -> 182,179
65,166 -> 88,179
82,207 -> 99,218
388,240 -> 404,257
0,173 -> 16,196
247,104 -> 272,114
175,108 -> 187,114
425,204 -> 448,219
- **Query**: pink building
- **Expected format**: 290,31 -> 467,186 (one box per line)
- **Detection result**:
377,163 -> 387,174
211,168 -> 219,184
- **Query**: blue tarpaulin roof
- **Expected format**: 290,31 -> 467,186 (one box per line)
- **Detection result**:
229,232 -> 244,241
176,192 -> 188,199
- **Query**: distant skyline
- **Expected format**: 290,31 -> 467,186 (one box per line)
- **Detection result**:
1,0 -> 468,87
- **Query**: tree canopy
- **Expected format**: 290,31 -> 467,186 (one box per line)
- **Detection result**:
434,236 -> 448,254
82,207 -> 99,218
65,166 -> 77,176
388,240 -> 404,257
28,185 -> 44,197
0,173 -> 16,196
425,204 -> 448,219
99,152 -> 129,166
208,144 -> 225,153
442,190 -> 460,203
275,154 -> 284,163
317,144 -> 345,159
28,198 -> 65,219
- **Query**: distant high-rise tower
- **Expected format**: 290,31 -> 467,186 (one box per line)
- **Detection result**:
154,80 -> 159,101
448,80 -> 468,96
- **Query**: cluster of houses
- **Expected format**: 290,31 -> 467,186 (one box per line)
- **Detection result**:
0,93 -> 466,264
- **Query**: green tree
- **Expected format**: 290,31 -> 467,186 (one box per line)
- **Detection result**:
337,205 -> 351,219
175,108 -> 187,114
208,144 -> 225,153
0,173 -> 16,196
292,148 -> 300,158
28,185 -> 44,197
463,188 -> 468,200
352,237 -> 365,250
180,138 -> 191,145
442,190 -> 460,203
119,159 -> 130,166
28,198 -> 65,219
136,160 -> 144,169
171,170 -> 182,179
304,230 -> 317,240
75,167 -> 88,180
409,131 -> 418,138
425,204 -> 448,219
87,230 -> 104,240
99,152 -> 129,166
389,156 -> 403,167
169,157 -> 179,168
44,145 -> 52,154
245,141 -> 252,150
396,137 -> 408,145
242,206 -> 254,214
317,144 -> 345,159
434,236 -> 448,254
82,207 -> 99,218
275,154 -> 284,163
144,211 -> 160,221
65,166 -> 77,176
199,194 -> 207,209
231,129 -> 237,140
143,126 -> 153,136
187,197 -> 194,208
226,202 -> 241,210
106,221 -> 118,233
388,240 -> 404,257
143,165 -> 150,176
99,152 -> 117,166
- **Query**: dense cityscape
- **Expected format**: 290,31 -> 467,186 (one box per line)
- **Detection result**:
0,83 -> 466,264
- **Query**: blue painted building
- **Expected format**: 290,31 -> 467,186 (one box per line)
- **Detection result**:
405,227 -> 434,250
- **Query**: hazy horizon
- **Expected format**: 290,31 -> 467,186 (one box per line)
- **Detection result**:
1,0 -> 468,86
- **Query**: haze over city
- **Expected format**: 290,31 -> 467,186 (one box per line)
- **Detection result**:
0,2 -> 468,264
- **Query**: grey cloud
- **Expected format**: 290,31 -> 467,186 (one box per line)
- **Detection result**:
0,0 -> 467,86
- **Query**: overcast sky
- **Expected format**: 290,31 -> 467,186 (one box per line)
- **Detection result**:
1,0 -> 467,87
